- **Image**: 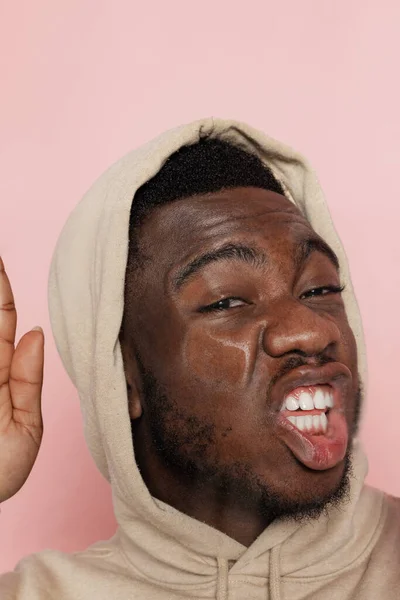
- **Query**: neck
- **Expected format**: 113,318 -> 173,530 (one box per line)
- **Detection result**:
133,429 -> 271,546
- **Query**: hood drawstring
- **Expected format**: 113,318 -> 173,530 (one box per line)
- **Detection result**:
269,545 -> 282,600
216,557 -> 228,600
216,547 -> 281,600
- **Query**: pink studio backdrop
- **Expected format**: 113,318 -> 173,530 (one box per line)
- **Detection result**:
1,0 -> 399,572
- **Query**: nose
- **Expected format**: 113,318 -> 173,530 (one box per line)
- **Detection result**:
262,298 -> 341,358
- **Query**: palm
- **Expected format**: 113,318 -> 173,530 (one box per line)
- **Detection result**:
0,258 -> 44,503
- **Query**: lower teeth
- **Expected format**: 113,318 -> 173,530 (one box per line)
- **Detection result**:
287,412 -> 328,433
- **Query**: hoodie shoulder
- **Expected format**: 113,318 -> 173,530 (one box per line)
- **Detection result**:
357,491 -> 400,597
380,491 -> 400,542
0,540 -> 192,600
0,541 -> 130,600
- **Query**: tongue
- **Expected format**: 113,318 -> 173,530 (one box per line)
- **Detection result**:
280,411 -> 348,470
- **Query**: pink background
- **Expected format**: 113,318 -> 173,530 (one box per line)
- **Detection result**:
1,0 -> 399,572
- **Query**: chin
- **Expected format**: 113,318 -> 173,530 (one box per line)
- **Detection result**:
256,453 -> 353,523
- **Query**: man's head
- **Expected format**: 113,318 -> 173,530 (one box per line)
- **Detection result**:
120,138 -> 361,535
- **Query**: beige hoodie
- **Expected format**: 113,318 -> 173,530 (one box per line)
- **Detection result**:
1,118 -> 399,599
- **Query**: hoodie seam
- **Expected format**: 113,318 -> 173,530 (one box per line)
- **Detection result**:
111,541 -> 138,575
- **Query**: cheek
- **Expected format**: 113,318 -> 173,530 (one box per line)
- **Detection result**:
339,317 -> 358,369
180,321 -> 260,389
345,328 -> 360,397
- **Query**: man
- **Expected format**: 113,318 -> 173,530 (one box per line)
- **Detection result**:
0,118 -> 399,599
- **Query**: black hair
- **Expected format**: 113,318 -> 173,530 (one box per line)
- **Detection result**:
127,137 -> 285,275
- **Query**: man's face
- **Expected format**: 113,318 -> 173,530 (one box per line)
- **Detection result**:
125,187 -> 360,518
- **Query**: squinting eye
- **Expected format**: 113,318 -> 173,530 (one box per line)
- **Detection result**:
301,285 -> 345,299
199,297 -> 246,313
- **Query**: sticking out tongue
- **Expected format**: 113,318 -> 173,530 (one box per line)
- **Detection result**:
279,410 -> 348,470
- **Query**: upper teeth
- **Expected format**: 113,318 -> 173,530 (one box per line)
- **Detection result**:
281,388 -> 334,412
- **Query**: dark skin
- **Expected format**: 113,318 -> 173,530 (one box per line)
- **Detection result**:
121,187 -> 359,546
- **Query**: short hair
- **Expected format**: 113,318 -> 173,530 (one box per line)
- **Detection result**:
127,137 -> 285,275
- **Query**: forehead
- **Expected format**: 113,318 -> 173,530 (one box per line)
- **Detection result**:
138,187 -> 314,260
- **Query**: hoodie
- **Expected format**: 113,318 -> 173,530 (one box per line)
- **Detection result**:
1,118 -> 399,599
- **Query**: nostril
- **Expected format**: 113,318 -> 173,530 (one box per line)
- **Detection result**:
264,330 -> 339,360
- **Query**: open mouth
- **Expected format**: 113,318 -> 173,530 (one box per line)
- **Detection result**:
276,380 -> 349,471
280,385 -> 334,435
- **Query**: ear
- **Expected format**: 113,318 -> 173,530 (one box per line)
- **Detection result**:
119,334 -> 143,421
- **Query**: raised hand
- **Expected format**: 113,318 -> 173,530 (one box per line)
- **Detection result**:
0,257 -> 44,503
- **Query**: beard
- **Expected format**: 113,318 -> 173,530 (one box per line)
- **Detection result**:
133,356 -> 362,525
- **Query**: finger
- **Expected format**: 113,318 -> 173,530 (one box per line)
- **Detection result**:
9,329 -> 44,440
0,257 -> 17,388
0,257 -> 17,345
0,257 -> 17,427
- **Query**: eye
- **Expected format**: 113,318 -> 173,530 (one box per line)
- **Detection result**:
199,297 -> 247,313
300,285 -> 345,300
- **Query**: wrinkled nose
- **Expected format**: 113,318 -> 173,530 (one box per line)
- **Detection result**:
262,298 -> 341,358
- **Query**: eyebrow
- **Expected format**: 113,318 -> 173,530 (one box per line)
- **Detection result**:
172,236 -> 340,292
296,237 -> 340,272
172,243 -> 268,291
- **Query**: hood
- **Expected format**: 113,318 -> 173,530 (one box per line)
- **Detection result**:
48,118 -> 375,598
